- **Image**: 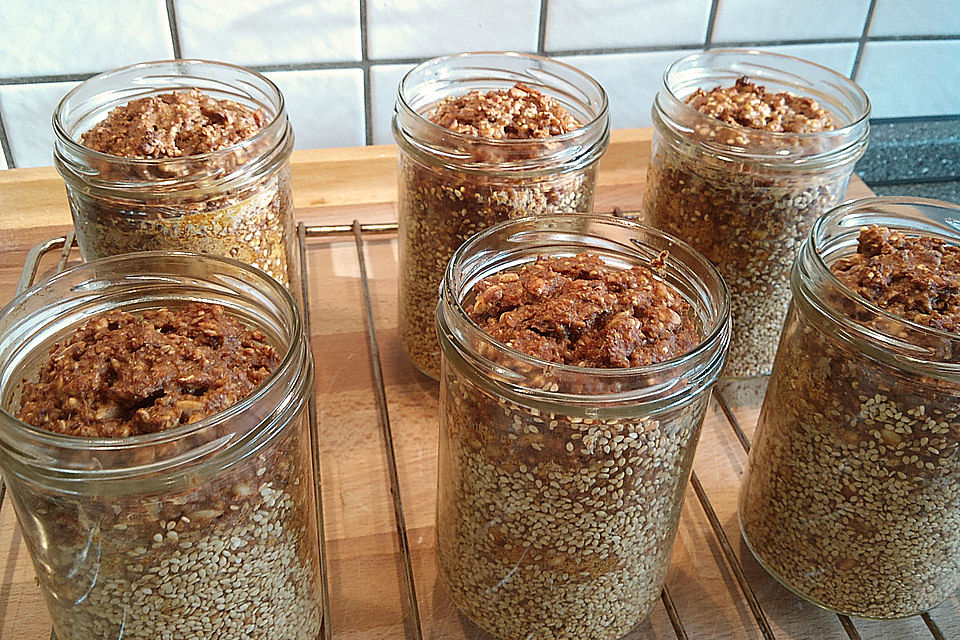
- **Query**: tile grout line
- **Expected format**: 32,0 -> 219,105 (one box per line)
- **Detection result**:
359,0 -> 374,146
864,176 -> 960,188
871,113 -> 960,125
851,0 -> 879,79
547,37 -> 856,57
0,61 -> 401,87
251,60 -> 378,73
710,32 -> 959,48
860,33 -> 960,41
164,0 -> 184,59
0,35 -> 958,88
537,0 -> 549,54
0,72 -> 98,86
704,0 -> 721,48
0,110 -> 14,169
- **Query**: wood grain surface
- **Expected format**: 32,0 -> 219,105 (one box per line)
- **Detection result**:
2,129 -> 955,640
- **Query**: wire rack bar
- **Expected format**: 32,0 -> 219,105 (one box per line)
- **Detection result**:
661,586 -> 690,640
6,234 -> 73,538
690,470 -> 778,640
305,222 -> 398,237
11,233 -> 74,640
714,388 -> 754,454
351,220 -> 425,640
55,230 -> 75,273
837,614 -> 863,640
14,236 -> 67,295
921,612 -> 947,640
298,223 -> 334,640
8,219 -> 953,640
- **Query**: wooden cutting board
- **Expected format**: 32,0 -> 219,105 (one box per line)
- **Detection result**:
2,129 -> 957,640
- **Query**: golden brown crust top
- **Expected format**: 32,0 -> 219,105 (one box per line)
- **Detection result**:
686,77 -> 837,134
81,89 -> 267,158
831,225 -> 960,333
427,82 -> 581,139
17,303 -> 280,437
467,253 -> 701,368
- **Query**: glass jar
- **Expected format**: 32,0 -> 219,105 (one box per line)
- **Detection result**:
646,49 -> 870,378
739,197 -> 960,618
0,253 -> 322,639
436,214 -> 730,639
54,60 -> 296,286
394,51 -> 610,379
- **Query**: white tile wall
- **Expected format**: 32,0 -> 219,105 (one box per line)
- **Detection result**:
559,50 -> 693,129
370,64 -> 416,145
856,40 -> 960,118
870,0 -> 960,37
0,0 -> 957,169
755,42 -> 860,77
712,0 -> 871,42
176,0 -> 361,65
0,81 -> 78,167
544,0 -> 711,51
264,69 -> 365,148
0,0 -> 173,77
366,0 -> 540,59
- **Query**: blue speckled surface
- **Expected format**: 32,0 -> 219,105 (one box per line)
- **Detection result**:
870,180 -> 960,205
856,116 -> 960,184
855,116 -> 959,203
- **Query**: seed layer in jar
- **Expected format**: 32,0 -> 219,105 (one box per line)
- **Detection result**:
740,226 -> 960,617
438,253 -> 705,639
15,303 -> 322,640
74,89 -> 293,285
399,82 -> 597,378
646,76 -> 846,377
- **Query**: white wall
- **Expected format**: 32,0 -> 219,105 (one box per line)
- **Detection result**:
0,0 -> 957,168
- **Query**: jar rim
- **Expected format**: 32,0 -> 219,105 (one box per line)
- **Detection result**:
397,50 -> 610,148
654,48 -> 870,166
0,251 -> 303,455
439,214 -> 731,406
52,59 -> 288,167
808,196 -> 960,346
662,48 -> 871,140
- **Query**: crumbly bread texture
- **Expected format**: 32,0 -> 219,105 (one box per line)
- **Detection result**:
81,89 -> 267,158
468,253 -> 700,368
428,82 -> 581,139
18,302 -> 279,437
831,225 -> 960,333
686,76 -> 837,134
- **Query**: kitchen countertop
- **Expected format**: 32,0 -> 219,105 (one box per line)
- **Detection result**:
2,129 -> 958,640
856,115 -> 960,204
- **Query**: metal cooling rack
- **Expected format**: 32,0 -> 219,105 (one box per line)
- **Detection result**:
5,219 -> 954,640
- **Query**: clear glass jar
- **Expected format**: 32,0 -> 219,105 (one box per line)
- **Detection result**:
0,253 -> 322,639
739,197 -> 960,618
436,214 -> 730,639
394,51 -> 610,379
54,60 -> 296,286
645,49 -> 870,378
